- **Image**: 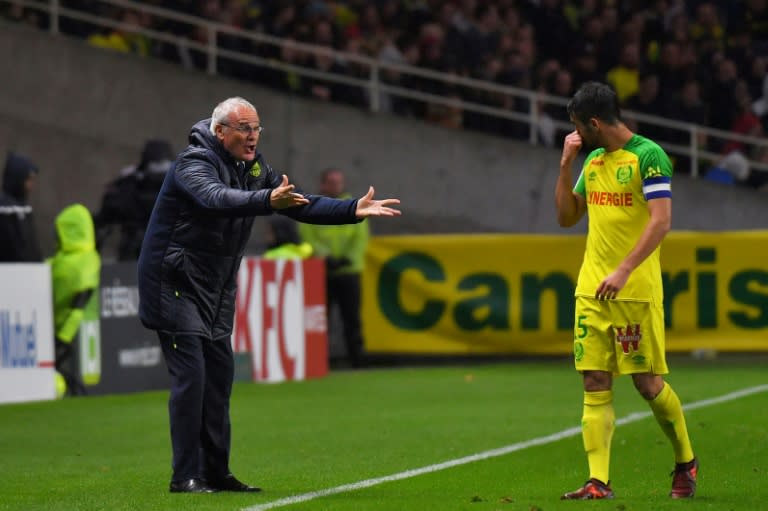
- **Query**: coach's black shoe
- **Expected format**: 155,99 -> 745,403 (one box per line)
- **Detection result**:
205,474 -> 262,492
169,478 -> 218,493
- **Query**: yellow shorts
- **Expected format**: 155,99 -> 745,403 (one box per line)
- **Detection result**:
572,296 -> 668,375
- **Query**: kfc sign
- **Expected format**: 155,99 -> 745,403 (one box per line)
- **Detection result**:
232,258 -> 328,382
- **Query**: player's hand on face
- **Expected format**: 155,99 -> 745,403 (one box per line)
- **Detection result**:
596,268 -> 631,301
561,130 -> 583,166
270,174 -> 310,209
355,186 -> 401,218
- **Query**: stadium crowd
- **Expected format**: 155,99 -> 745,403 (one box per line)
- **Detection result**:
3,0 -> 768,189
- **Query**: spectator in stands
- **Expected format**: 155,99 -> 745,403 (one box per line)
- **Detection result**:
705,150 -> 752,185
667,80 -> 709,172
462,4 -> 503,75
0,152 -> 42,262
751,56 -> 768,125
94,139 -> 173,261
624,74 -> 666,142
137,97 -> 400,493
531,0 -> 573,63
742,0 -> 768,54
299,168 -> 370,368
337,38 -> 370,108
262,37 -> 307,94
48,204 -> 100,397
689,2 -> 726,51
426,88 -> 464,130
437,2 -> 467,73
719,80 -> 764,160
598,6 -> 622,70
704,79 -> 768,186
707,57 -> 740,140
607,41 -> 641,103
541,68 -> 575,146
379,35 -> 425,117
725,25 -> 756,78
569,41 -> 603,88
0,1 -> 46,29
87,9 -> 150,56
306,48 -> 348,102
262,215 -> 313,260
13,0 -> 766,191
576,15 -> 610,76
654,41 -> 688,102
666,9 -> 692,45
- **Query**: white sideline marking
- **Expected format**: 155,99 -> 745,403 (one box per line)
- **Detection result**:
243,384 -> 768,511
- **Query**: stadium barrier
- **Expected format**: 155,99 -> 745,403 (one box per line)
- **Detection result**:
363,232 -> 768,354
83,262 -> 168,395
84,258 -> 330,394
0,257 -> 329,403
0,263 -> 56,404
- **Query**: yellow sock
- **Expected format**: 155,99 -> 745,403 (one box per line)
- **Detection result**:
582,390 -> 614,484
648,383 -> 695,463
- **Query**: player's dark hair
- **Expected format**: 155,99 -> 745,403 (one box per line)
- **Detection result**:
567,82 -> 622,125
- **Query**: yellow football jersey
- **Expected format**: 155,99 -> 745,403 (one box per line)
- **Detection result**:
573,134 -> 673,303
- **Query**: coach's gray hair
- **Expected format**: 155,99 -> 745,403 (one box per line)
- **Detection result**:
209,97 -> 257,134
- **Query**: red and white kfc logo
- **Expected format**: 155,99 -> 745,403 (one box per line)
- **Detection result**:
232,258 -> 328,382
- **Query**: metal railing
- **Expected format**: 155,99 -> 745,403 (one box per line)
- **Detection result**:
7,0 -> 768,178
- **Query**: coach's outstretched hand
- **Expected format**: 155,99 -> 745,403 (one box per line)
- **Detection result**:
270,174 -> 310,209
355,186 -> 401,218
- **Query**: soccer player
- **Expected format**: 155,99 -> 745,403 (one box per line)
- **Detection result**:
554,82 -> 697,500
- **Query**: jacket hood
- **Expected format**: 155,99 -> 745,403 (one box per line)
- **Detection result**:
3,152 -> 39,202
55,204 -> 96,253
188,119 -> 243,164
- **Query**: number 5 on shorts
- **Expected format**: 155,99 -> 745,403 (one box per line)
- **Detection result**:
575,315 -> 588,340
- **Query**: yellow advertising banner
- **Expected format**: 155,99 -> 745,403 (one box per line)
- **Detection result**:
363,232 -> 768,354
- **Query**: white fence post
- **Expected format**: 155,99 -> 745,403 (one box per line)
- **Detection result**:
50,0 -> 59,35
207,24 -> 217,75
690,124 -> 699,177
369,62 -> 380,113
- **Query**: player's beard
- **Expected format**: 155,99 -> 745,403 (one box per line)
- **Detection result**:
580,128 -> 601,150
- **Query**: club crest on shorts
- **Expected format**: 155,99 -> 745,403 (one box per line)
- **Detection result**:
614,323 -> 641,353
574,341 -> 584,361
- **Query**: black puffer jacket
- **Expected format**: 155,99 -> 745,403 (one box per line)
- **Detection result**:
137,119 -> 358,338
0,152 -> 42,262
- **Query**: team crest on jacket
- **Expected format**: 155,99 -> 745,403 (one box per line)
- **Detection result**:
250,162 -> 261,177
614,323 -> 641,353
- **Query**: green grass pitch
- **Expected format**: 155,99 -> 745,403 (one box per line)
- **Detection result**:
1,356 -> 766,511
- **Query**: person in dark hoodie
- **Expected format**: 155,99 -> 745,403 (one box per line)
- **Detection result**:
137,97 -> 401,494
0,152 -> 42,262
95,139 -> 174,260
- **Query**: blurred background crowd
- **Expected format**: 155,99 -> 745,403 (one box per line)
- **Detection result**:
3,0 -> 768,191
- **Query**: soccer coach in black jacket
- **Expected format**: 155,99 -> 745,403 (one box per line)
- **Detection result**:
138,97 -> 401,494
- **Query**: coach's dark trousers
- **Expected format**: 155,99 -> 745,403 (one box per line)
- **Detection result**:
158,332 -> 234,482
